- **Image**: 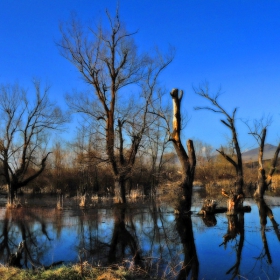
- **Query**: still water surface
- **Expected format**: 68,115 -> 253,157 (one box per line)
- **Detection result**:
0,195 -> 279,279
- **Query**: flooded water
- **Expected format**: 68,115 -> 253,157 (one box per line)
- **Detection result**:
0,194 -> 280,279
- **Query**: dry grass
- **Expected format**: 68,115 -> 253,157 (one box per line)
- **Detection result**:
0,262 -> 148,280
56,196 -> 63,210
91,194 -> 99,201
6,197 -> 23,209
79,195 -> 86,207
127,189 -> 145,202
271,174 -> 280,188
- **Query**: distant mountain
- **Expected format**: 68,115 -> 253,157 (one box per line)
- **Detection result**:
242,144 -> 278,162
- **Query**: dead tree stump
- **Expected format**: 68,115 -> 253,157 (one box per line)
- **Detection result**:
198,199 -> 217,216
222,189 -> 244,215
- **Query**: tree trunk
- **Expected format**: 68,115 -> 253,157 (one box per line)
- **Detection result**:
7,183 -> 16,206
254,130 -> 280,199
114,176 -> 127,204
179,170 -> 194,212
170,89 -> 196,214
227,194 -> 241,215
254,168 -> 267,198
222,189 -> 244,215
57,192 -> 63,209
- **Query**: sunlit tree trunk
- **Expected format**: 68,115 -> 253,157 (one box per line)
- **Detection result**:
170,89 -> 196,213
254,129 -> 280,199
221,189 -> 244,215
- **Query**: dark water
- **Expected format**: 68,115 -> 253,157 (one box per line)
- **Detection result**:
0,195 -> 280,279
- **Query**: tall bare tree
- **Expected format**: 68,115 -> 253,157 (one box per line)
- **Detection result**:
0,82 -> 66,205
58,11 -> 173,203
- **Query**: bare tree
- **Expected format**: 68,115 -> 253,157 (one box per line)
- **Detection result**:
194,85 -> 246,215
0,81 -> 67,205
194,85 -> 243,193
58,11 -> 173,203
245,118 -> 280,198
169,89 -> 196,213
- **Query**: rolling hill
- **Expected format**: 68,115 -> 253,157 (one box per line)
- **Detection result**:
242,144 -> 278,162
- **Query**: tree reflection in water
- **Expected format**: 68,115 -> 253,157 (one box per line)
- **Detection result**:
140,200 -> 184,278
201,214 -> 217,227
214,199 -> 280,280
256,199 -> 280,265
0,208 -> 53,268
0,199 -> 280,278
175,212 -> 199,280
131,199 -> 199,279
220,213 -> 245,280
75,205 -> 142,268
108,205 -> 142,265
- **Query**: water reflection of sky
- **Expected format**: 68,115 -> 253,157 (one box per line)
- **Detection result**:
0,199 -> 279,279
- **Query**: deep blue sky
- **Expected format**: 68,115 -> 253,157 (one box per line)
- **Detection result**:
1,0 -> 280,150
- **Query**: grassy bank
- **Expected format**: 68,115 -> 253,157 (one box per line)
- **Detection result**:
0,263 -> 150,280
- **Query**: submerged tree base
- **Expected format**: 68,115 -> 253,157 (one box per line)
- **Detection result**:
198,198 -> 251,216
